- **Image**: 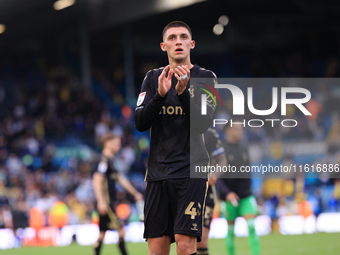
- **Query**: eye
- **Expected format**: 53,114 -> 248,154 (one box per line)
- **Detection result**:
181,35 -> 188,39
169,36 -> 175,40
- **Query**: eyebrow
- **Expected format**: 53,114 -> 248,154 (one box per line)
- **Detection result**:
167,33 -> 189,38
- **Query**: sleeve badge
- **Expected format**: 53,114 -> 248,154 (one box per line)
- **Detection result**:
137,92 -> 146,106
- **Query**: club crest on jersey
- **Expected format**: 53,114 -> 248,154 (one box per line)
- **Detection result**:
98,161 -> 108,174
137,92 -> 146,106
189,85 -> 194,98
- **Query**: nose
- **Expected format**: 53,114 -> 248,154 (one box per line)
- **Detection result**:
175,37 -> 182,45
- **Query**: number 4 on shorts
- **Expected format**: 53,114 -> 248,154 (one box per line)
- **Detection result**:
185,201 -> 197,219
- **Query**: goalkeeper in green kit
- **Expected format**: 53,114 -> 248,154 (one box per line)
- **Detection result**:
217,124 -> 260,255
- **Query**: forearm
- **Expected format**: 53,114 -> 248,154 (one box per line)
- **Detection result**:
215,153 -> 227,167
93,174 -> 106,203
118,174 -> 138,196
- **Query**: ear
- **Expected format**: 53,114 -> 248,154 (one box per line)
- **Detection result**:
160,42 -> 167,52
190,40 -> 196,49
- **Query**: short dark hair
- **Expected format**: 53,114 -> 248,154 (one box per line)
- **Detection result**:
163,21 -> 192,39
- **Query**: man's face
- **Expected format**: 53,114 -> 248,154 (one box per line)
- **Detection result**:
160,27 -> 195,62
107,137 -> 121,154
226,125 -> 244,142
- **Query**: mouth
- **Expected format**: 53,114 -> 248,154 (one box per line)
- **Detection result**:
175,48 -> 183,53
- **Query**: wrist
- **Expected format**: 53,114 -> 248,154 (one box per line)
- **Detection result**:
158,87 -> 167,97
155,91 -> 167,101
176,85 -> 186,95
177,87 -> 189,99
176,89 -> 185,95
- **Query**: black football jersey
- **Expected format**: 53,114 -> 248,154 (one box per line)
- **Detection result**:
134,64 -> 217,181
95,155 -> 118,202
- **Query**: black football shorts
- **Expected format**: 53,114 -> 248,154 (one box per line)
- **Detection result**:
98,202 -> 123,232
143,178 -> 208,243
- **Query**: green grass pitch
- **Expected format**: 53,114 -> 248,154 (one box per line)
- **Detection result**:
1,232 -> 339,255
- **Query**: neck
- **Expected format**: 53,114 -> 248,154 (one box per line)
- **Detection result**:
227,138 -> 239,144
168,56 -> 193,71
102,149 -> 114,158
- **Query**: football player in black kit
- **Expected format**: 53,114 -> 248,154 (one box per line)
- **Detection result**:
92,132 -> 143,255
217,124 -> 260,255
134,21 -> 216,255
197,128 -> 227,255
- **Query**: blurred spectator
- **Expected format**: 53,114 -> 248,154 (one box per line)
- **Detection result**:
11,199 -> 29,233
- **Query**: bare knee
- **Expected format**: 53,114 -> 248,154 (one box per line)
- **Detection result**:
228,220 -> 235,225
118,228 -> 125,239
149,252 -> 166,255
94,231 -> 105,247
177,242 -> 191,255
150,252 -> 167,255
175,234 -> 196,255
148,236 -> 171,255
243,214 -> 256,221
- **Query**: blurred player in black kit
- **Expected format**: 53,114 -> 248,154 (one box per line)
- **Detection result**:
197,128 -> 227,255
217,124 -> 260,255
134,21 -> 216,255
92,132 -> 143,255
